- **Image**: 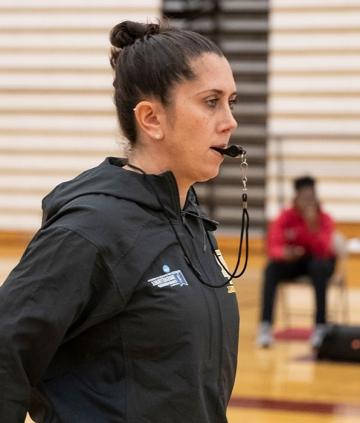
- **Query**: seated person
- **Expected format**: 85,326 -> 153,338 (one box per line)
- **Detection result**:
257,176 -> 336,348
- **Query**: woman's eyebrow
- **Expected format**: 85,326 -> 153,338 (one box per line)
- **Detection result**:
195,89 -> 238,96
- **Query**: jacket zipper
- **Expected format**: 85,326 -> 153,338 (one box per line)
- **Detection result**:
164,174 -> 216,362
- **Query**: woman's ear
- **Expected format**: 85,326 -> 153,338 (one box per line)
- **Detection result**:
133,100 -> 164,141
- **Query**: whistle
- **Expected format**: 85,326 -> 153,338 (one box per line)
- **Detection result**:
212,145 -> 245,158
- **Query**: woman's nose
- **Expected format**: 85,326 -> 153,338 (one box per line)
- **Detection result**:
228,112 -> 238,131
219,107 -> 238,133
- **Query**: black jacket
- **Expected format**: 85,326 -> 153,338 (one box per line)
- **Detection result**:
0,157 -> 239,423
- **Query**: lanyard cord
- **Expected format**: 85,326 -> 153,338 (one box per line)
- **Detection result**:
212,203 -> 249,281
191,151 -> 250,282
125,162 -> 249,288
192,190 -> 250,283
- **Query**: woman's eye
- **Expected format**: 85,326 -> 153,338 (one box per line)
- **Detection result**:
229,97 -> 238,110
206,98 -> 218,108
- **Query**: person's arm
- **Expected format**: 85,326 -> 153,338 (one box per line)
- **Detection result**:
267,211 -> 305,261
266,212 -> 287,260
0,226 -> 104,422
301,212 -> 335,257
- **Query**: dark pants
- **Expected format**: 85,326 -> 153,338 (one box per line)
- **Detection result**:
260,256 -> 336,325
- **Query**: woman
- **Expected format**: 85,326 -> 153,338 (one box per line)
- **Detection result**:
0,20 -> 239,423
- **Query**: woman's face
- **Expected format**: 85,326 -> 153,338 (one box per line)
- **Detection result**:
159,53 -> 238,187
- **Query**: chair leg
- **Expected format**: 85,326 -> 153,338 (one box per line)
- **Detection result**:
340,282 -> 350,323
331,279 -> 349,324
279,286 -> 291,328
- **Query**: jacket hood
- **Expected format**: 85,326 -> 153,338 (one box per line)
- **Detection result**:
41,157 -> 217,229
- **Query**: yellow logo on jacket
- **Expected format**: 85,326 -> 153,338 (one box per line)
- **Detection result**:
214,249 -> 236,294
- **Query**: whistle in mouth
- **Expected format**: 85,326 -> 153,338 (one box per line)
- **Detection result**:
212,145 -> 246,158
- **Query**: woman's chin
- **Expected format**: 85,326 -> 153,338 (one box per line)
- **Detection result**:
196,166 -> 221,183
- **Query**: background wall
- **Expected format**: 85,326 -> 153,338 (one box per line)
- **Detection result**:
0,0 -> 160,231
267,0 -> 360,225
1,0 -> 360,236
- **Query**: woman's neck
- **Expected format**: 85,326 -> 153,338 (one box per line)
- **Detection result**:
125,152 -> 190,208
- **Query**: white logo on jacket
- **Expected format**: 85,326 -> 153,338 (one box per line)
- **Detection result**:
148,269 -> 189,288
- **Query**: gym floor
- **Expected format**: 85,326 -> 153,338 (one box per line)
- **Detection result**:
1,245 -> 360,423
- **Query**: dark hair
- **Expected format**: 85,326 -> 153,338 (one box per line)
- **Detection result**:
294,175 -> 316,191
109,20 -> 223,144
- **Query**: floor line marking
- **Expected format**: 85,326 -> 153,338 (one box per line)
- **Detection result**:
229,396 -> 360,416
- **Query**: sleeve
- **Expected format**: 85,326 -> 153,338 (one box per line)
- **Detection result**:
0,226 -> 105,422
302,212 -> 335,258
266,212 -> 288,260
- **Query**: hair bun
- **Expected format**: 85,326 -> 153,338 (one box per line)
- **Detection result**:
110,21 -> 160,49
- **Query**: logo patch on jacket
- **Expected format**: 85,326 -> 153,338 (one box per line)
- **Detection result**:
148,270 -> 189,288
214,249 -> 236,294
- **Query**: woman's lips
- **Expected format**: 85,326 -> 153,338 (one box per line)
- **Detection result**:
210,145 -> 227,154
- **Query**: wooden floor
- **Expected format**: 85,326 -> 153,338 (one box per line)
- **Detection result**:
1,246 -> 360,423
227,254 -> 360,423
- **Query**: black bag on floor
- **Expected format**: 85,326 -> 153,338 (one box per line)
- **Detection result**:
317,324 -> 360,363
